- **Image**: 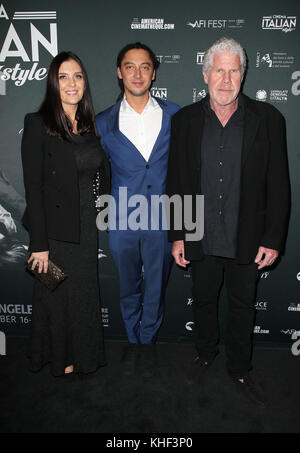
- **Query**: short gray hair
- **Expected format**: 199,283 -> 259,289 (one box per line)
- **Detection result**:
203,37 -> 247,77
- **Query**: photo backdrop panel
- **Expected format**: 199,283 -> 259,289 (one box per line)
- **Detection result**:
0,0 -> 299,348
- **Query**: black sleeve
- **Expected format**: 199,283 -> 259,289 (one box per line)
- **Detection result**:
21,113 -> 49,252
99,152 -> 111,197
261,109 -> 291,252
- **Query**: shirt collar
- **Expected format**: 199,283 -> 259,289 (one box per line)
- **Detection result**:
203,93 -> 244,117
120,94 -> 159,114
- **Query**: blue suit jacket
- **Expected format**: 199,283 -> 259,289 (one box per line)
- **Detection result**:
95,97 -> 180,230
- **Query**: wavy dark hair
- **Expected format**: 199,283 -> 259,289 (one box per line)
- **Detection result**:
39,51 -> 97,141
116,42 -> 160,102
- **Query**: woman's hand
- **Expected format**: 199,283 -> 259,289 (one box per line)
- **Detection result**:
28,251 -> 49,274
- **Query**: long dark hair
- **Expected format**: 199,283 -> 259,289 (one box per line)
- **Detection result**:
39,51 -> 97,141
116,42 -> 160,102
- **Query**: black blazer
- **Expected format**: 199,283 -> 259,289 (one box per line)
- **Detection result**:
21,113 -> 110,253
166,94 -> 291,264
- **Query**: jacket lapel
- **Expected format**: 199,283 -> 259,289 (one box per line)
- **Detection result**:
109,98 -> 153,163
110,100 -> 135,149
148,98 -> 169,162
241,94 -> 260,167
190,100 -> 205,168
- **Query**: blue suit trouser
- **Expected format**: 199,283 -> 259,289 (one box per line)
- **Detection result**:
108,229 -> 173,344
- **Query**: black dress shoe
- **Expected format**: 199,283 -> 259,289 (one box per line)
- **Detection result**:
58,372 -> 77,382
122,343 -> 139,376
185,355 -> 215,384
78,371 -> 98,381
232,375 -> 268,408
140,344 -> 156,378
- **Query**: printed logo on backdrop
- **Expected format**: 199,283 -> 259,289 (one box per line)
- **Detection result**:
254,325 -> 270,334
151,87 -> 167,100
196,52 -> 205,65
185,321 -> 194,331
288,303 -> 300,312
291,331 -> 300,357
270,90 -> 288,102
0,331 -> 6,356
101,308 -> 109,327
0,4 -> 8,19
0,4 -> 58,90
0,304 -> 32,326
256,52 -> 295,69
193,88 -> 206,103
291,72 -> 300,96
98,248 -> 107,260
256,89 -> 267,102
256,89 -> 288,102
131,18 -> 175,30
156,54 -> 181,64
184,267 -> 192,279
297,272 -> 300,281
262,15 -> 297,33
0,69 -> 5,94
187,19 -> 245,29
280,328 -> 299,336
255,301 -> 268,311
187,298 -> 193,307
260,271 -> 270,279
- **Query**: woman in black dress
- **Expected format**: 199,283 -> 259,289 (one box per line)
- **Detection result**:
21,51 -> 109,377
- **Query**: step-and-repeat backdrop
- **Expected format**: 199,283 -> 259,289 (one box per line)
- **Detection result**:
0,0 -> 299,349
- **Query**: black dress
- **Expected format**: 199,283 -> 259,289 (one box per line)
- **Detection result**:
29,133 -> 106,376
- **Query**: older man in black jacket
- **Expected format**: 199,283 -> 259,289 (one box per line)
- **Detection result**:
166,37 -> 290,407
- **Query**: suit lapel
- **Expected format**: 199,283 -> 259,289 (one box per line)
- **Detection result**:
110,100 -> 147,162
148,98 -> 169,162
110,96 -> 171,163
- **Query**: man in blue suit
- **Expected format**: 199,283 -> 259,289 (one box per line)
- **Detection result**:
95,42 -> 180,377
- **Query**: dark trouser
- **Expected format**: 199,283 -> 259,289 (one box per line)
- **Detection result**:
191,256 -> 259,378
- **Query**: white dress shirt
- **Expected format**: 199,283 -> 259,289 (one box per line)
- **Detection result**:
119,95 -> 162,162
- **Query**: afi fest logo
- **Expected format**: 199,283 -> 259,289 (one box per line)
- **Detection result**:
187,18 -> 245,29
0,4 -> 58,93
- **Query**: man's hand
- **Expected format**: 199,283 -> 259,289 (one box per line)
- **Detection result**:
172,240 -> 190,268
254,246 -> 278,270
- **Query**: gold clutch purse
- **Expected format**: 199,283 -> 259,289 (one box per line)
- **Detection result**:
25,259 -> 68,291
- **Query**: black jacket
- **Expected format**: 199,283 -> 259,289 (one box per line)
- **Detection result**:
21,113 -> 110,252
166,94 -> 291,264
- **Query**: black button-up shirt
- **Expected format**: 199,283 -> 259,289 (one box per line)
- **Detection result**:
201,95 -> 244,258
